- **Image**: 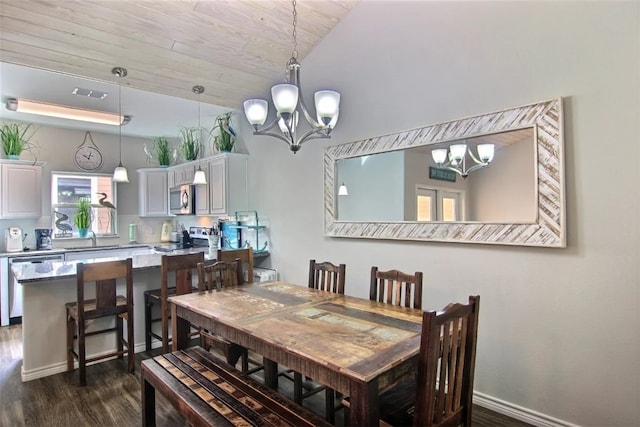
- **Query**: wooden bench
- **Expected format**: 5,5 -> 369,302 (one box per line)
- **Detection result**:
141,346 -> 332,427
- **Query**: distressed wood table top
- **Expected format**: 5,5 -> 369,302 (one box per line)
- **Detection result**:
169,281 -> 424,426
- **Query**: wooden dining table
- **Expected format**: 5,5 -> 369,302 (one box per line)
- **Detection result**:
169,281 -> 423,426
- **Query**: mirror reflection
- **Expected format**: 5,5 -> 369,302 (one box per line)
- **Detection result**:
336,128 -> 535,223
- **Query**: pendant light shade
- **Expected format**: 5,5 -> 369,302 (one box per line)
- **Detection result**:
192,85 -> 207,185
112,66 -> 129,183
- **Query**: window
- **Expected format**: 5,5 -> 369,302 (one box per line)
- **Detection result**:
51,172 -> 118,238
416,186 -> 464,222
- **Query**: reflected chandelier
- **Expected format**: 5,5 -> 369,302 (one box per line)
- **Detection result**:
431,142 -> 495,178
243,0 -> 341,154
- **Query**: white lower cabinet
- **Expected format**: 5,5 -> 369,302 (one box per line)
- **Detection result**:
137,168 -> 170,217
0,160 -> 44,219
194,153 -> 248,216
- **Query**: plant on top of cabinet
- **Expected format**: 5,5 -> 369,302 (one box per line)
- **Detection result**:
1,121 -> 36,159
179,127 -> 202,161
210,112 -> 236,152
144,136 -> 177,167
74,196 -> 92,237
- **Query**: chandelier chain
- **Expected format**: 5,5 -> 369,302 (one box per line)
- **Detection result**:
291,0 -> 298,59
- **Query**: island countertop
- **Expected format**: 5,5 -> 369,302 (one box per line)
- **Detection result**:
12,247 -> 211,284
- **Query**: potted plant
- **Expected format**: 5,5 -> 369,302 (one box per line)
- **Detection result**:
1,122 -> 35,159
210,112 -> 236,152
179,127 -> 202,161
74,197 -> 92,237
145,136 -> 176,167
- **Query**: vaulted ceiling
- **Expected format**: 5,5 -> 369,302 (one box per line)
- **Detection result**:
0,0 -> 356,107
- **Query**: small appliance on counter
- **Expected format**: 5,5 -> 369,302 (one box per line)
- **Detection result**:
34,228 -> 53,250
5,227 -> 24,252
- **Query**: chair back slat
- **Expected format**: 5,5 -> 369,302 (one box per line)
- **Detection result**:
198,259 -> 243,291
308,259 -> 346,294
413,295 -> 479,427
75,259 -> 133,321
217,248 -> 254,283
162,252 -> 204,295
370,267 -> 423,309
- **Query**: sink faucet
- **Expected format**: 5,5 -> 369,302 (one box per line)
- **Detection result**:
88,231 -> 97,247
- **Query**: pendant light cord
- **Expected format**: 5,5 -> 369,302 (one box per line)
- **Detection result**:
291,0 -> 298,59
118,75 -> 122,164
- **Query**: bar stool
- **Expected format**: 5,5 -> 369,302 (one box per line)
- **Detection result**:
144,252 -> 204,353
66,258 -> 134,386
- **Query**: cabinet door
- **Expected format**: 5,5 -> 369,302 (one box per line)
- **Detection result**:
195,165 -> 210,215
138,169 -> 169,217
173,164 -> 195,186
208,157 -> 227,215
0,163 -> 42,218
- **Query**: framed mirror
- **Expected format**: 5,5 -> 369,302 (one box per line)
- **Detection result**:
324,98 -> 565,247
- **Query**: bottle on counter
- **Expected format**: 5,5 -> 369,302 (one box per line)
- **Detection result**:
128,222 -> 137,243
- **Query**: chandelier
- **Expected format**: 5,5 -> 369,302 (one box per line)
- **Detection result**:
431,142 -> 495,178
243,0 -> 341,154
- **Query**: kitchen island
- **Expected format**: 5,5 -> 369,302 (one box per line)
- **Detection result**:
12,248 -> 212,382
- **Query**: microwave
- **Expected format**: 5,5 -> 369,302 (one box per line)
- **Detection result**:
169,184 -> 195,215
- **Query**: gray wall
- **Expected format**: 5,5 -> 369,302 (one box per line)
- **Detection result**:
243,1 -> 639,426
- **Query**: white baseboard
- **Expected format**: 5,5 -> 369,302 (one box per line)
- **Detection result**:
21,341 -> 159,382
474,391 -> 580,427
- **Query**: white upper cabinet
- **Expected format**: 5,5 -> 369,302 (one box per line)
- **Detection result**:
0,160 -> 44,219
193,153 -> 248,216
137,168 -> 170,217
172,164 -> 195,186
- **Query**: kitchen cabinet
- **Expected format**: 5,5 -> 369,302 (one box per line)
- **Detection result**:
194,153 -> 248,216
172,164 -> 195,186
137,168 -> 170,217
0,160 -> 44,219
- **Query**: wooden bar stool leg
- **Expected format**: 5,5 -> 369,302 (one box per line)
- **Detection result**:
325,388 -> 335,424
144,293 -> 152,352
127,312 -> 135,373
78,322 -> 87,386
66,313 -> 74,372
116,315 -> 123,359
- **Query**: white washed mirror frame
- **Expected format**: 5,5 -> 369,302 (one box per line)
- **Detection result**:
324,98 -> 565,247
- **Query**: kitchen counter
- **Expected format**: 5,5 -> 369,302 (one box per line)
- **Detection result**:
12,246 -> 210,284
15,246 -> 214,382
0,243 -> 151,258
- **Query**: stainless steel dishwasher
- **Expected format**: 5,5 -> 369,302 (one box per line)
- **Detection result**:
2,253 -> 65,325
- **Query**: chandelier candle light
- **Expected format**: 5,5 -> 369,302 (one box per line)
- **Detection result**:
243,0 -> 341,153
431,142 -> 495,178
112,66 -> 129,183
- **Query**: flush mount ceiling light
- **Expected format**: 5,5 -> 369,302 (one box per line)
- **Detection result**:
243,0 -> 341,154
112,66 -> 129,183
431,142 -> 495,178
5,98 -> 131,126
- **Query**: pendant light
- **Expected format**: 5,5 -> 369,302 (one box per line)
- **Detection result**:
112,66 -> 129,183
192,85 -> 207,185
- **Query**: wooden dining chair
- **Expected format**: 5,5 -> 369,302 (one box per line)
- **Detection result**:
197,259 -> 250,370
370,266 -> 423,309
343,295 -> 480,427
144,252 -> 204,353
217,247 -> 254,283
66,258 -> 134,386
281,259 -> 347,423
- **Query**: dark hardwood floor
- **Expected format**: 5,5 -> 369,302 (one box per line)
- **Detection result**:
0,324 -> 532,426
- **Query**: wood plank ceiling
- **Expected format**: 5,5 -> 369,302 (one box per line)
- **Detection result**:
0,0 -> 357,108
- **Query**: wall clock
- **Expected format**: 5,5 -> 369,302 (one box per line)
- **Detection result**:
74,131 -> 103,171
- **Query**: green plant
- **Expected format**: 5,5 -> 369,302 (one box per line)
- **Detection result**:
211,112 -> 236,152
150,136 -> 175,166
180,127 -> 202,161
0,122 -> 35,157
73,197 -> 92,229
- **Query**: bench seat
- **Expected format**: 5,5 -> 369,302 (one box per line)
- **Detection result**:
141,346 -> 331,427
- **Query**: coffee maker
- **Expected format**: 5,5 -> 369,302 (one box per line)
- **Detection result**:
34,228 -> 53,250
